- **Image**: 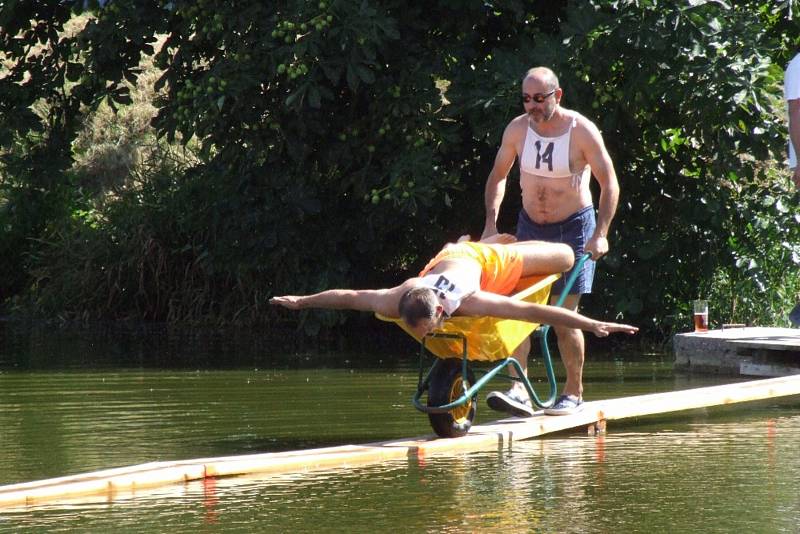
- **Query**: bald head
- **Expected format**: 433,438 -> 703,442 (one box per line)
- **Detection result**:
523,67 -> 559,91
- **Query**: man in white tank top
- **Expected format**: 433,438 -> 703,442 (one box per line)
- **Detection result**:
482,66 -> 620,416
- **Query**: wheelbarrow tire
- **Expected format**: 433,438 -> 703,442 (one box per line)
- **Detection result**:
427,358 -> 477,438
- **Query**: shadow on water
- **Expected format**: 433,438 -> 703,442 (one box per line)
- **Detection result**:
0,315 -> 652,372
4,318 -> 800,532
0,319 -> 422,371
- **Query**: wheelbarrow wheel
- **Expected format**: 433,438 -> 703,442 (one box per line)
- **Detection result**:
427,358 -> 477,438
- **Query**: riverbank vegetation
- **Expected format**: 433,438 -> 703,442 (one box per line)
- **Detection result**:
1,1 -> 799,346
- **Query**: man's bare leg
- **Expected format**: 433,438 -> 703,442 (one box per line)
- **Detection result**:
460,236 -> 573,273
501,296 -> 584,396
509,294 -> 583,395
513,241 -> 574,276
475,233 -> 517,244
543,293 -> 585,415
507,240 -> 572,397
553,294 -> 583,395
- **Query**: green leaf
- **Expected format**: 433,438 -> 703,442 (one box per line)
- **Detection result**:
346,64 -> 360,91
65,62 -> 83,82
308,85 -> 321,108
355,64 -> 375,84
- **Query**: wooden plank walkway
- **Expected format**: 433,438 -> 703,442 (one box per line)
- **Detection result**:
3,374 -> 800,509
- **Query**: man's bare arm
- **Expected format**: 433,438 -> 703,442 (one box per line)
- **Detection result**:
270,286 -> 403,317
581,120 -> 619,259
458,291 -> 638,337
482,123 -> 521,238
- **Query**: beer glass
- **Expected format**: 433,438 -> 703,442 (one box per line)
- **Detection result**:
693,299 -> 709,332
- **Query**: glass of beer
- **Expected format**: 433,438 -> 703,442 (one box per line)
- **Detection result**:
693,299 -> 709,332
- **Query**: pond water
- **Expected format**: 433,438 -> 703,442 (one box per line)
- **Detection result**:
1,324 -> 800,532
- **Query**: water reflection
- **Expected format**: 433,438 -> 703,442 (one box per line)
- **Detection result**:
5,411 -> 800,532
0,321 -> 418,370
0,369 -> 438,485
2,323 -> 800,532
218,415 -> 798,533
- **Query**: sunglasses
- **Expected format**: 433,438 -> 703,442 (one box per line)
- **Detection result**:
521,89 -> 557,104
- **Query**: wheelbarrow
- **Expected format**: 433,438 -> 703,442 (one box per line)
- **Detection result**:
377,253 -> 591,438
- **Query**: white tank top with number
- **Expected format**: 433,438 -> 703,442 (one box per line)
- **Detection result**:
520,117 -> 578,178
418,273 -> 476,317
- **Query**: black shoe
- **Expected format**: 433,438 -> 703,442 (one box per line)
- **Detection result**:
486,390 -> 535,418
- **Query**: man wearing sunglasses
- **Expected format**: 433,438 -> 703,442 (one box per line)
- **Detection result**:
481,66 -> 620,417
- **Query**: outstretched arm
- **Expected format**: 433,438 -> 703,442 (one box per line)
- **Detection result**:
459,292 -> 638,337
270,285 -> 404,317
270,290 -> 372,311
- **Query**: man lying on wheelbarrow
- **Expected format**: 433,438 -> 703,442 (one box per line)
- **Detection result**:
270,233 -> 637,343
270,234 -> 639,426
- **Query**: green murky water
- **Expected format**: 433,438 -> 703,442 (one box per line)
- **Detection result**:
1,325 -> 799,532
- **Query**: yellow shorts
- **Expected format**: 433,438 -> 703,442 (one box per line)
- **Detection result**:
419,242 -> 523,296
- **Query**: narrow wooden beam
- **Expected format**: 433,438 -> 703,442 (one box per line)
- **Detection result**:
2,375 -> 800,509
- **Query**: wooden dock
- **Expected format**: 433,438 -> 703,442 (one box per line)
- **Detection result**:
3,374 -> 800,509
674,326 -> 800,376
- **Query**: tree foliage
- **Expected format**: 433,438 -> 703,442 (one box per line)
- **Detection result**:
549,0 -> 800,334
1,0 -> 798,342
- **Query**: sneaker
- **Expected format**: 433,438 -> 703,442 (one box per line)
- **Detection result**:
543,394 -> 583,416
486,389 -> 535,418
790,303 -> 800,327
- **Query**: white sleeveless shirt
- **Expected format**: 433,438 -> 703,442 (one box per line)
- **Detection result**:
520,117 -> 589,187
417,273 -> 476,317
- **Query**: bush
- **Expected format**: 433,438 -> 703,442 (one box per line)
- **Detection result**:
1,0 -> 799,345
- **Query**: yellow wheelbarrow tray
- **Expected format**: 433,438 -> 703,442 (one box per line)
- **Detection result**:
376,254 -> 591,438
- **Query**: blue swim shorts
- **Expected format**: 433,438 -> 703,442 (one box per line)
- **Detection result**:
515,205 -> 597,295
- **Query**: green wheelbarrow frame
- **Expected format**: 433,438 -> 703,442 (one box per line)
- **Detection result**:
411,253 -> 591,436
